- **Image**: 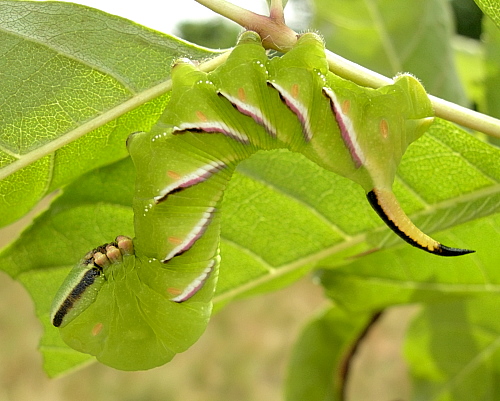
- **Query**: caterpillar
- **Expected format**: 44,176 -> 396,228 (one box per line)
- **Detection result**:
51,31 -> 473,371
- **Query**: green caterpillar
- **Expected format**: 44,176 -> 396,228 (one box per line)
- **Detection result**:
51,31 -> 473,371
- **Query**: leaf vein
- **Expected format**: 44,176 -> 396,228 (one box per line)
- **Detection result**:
236,168 -> 351,239
429,132 -> 499,184
0,25 -> 137,93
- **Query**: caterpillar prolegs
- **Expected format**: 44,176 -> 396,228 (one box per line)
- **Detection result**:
51,31 -> 473,370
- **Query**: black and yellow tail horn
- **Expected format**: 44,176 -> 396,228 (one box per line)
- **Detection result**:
367,189 -> 474,256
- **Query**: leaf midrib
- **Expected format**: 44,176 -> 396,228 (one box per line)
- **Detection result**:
0,78 -> 174,181
214,234 -> 364,305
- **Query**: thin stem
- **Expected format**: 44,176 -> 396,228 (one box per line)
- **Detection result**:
197,0 -> 500,138
325,50 -> 500,139
268,0 -> 285,22
430,95 -> 500,139
339,312 -> 383,400
194,0 -> 297,50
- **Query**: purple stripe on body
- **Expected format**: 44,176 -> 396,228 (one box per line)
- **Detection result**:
268,81 -> 313,142
154,161 -> 226,204
171,259 -> 216,303
162,207 -> 216,263
173,122 -> 249,144
322,87 -> 364,168
218,91 -> 278,138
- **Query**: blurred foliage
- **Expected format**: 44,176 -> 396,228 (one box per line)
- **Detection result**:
177,18 -> 241,48
451,0 -> 484,39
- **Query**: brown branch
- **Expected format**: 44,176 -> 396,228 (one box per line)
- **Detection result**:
339,311 -> 383,401
194,0 -> 297,51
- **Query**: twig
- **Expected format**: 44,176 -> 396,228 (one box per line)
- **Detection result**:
339,311 -> 383,400
194,0 -> 297,50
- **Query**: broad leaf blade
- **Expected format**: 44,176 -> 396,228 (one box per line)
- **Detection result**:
320,120 -> 500,312
215,119 -> 500,306
484,17 -> 500,132
0,1 -> 219,227
367,118 -> 500,250
454,36 -> 484,111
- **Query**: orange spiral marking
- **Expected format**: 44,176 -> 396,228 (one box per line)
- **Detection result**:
167,287 -> 182,296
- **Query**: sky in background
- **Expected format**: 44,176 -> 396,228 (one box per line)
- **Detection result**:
34,1 -> 269,34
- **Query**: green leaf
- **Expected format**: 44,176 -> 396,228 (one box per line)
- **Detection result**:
320,213 -> 500,312
317,121 -> 500,313
285,305 -> 372,401
483,17 -> 500,148
0,1 -> 218,227
311,0 -> 468,104
474,0 -> 500,29
405,297 -> 500,401
266,0 -> 289,9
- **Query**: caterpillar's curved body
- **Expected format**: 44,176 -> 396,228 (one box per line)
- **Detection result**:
51,31 -> 473,370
